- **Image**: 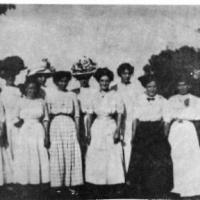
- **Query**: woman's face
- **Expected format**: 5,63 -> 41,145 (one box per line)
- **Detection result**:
177,81 -> 189,95
25,83 -> 38,98
79,78 -> 89,88
56,76 -> 69,91
6,75 -> 15,86
146,80 -> 157,97
121,69 -> 132,84
37,75 -> 46,86
99,75 -> 110,91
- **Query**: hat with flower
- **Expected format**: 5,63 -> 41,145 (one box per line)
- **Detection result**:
71,56 -> 97,80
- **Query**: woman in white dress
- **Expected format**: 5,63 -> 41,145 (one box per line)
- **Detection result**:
71,56 -> 97,180
1,71 -> 22,159
165,76 -> 200,197
86,68 -> 125,197
47,71 -> 83,196
112,63 -> 141,172
13,78 -> 50,185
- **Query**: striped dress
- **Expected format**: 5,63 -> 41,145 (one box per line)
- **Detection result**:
47,89 -> 83,187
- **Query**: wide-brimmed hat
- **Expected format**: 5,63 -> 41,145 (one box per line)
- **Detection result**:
71,56 -> 97,80
27,58 -> 55,78
1,56 -> 27,75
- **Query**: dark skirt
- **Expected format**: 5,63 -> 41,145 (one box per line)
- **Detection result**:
126,121 -> 173,197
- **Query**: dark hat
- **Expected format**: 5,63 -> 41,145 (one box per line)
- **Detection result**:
94,67 -> 114,82
1,56 -> 27,74
138,74 -> 157,87
53,71 -> 72,83
71,56 -> 97,80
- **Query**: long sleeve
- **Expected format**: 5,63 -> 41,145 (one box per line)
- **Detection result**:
13,100 -> 21,124
73,94 -> 80,118
43,101 -> 49,122
0,100 -> 5,123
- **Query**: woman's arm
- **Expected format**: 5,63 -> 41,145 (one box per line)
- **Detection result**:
131,119 -> 138,144
164,122 -> 171,138
73,94 -> 80,142
113,113 -> 123,144
0,102 -> 7,148
193,121 -> 200,146
86,113 -> 92,145
43,102 -> 50,148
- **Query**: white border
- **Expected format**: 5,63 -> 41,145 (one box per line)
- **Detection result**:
1,0 -> 200,5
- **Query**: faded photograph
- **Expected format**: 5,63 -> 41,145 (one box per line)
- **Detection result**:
0,4 -> 200,199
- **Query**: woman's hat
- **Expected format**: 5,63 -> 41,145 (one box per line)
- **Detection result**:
27,58 -> 55,78
1,56 -> 27,75
71,56 -> 97,80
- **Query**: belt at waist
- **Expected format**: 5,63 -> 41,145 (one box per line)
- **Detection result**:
50,113 -> 73,121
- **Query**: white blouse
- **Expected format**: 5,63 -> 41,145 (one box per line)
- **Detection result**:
14,98 -> 49,122
88,90 -> 124,116
134,93 -> 167,122
1,85 -> 22,120
164,93 -> 200,123
116,82 -> 138,118
77,87 -> 96,113
46,89 -> 80,117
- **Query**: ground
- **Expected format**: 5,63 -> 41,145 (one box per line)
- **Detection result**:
0,184 -> 183,200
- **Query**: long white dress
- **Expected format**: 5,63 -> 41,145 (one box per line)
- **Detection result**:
47,89 -> 83,187
13,98 -> 50,185
1,85 -> 21,159
165,93 -> 200,196
0,99 -> 13,185
86,90 -> 125,185
115,82 -> 139,172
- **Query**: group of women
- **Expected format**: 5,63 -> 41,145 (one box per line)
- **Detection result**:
0,56 -> 200,198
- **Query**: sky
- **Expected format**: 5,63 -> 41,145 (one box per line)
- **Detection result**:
1,5 -> 200,88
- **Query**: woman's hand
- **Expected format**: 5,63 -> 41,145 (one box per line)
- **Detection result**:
14,119 -> 24,128
113,129 -> 120,144
86,130 -> 91,145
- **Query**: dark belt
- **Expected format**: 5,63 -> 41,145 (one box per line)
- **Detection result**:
49,113 -> 74,121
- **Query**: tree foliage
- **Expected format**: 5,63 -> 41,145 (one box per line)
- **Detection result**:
0,4 -> 15,15
143,46 -> 200,98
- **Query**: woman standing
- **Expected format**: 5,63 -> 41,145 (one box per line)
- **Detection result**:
1,71 -> 22,159
86,68 -> 125,195
165,76 -> 200,197
112,63 -> 139,172
127,74 -> 173,198
13,78 -> 49,185
47,71 -> 83,195
71,57 -> 97,178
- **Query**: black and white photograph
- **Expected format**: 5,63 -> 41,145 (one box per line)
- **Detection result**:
1,1 -> 200,199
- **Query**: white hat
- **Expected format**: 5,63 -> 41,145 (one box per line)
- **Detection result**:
27,59 -> 55,77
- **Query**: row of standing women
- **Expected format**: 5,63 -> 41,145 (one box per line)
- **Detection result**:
0,56 -> 200,198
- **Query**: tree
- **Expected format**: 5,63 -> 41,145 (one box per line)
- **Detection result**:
0,4 -> 15,15
143,46 -> 200,98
